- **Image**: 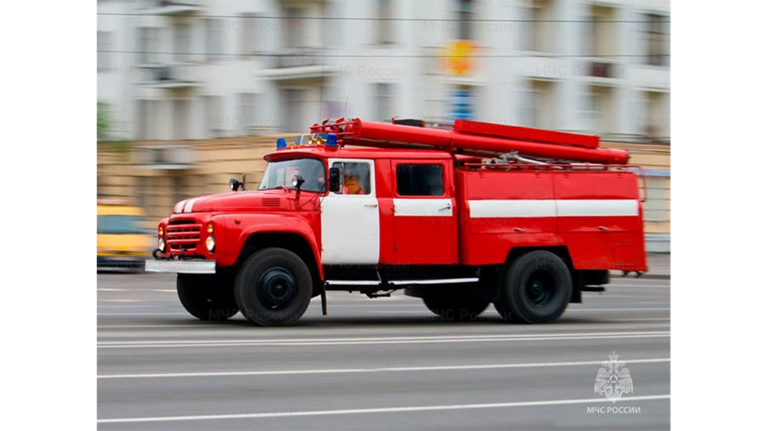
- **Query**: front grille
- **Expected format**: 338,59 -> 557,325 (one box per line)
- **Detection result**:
166,219 -> 202,252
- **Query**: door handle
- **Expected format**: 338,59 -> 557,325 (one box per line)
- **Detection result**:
514,227 -> 527,233
365,203 -> 378,208
598,226 -> 609,231
438,204 -> 452,211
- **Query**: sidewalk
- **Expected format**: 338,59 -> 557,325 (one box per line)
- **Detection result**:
610,252 -> 670,280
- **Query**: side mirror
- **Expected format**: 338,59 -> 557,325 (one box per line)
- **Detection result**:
329,167 -> 340,193
229,178 -> 244,191
292,174 -> 305,199
292,174 -> 305,190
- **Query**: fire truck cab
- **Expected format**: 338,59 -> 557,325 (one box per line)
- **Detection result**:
146,118 -> 646,326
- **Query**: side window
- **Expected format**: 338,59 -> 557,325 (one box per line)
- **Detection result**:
396,164 -> 444,196
331,162 -> 371,195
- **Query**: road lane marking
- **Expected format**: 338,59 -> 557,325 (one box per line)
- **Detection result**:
369,307 -> 670,314
609,284 -> 670,289
97,394 -> 670,424
98,314 -> 189,317
96,307 -> 670,317
97,289 -> 176,293
98,324 -> 220,329
568,307 -> 670,312
98,357 -> 670,379
96,299 -> 145,308
97,330 -> 669,349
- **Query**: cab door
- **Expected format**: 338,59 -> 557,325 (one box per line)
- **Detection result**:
320,159 -> 380,265
390,161 -> 458,265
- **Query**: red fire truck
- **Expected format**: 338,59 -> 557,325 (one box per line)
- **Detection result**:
146,118 -> 646,326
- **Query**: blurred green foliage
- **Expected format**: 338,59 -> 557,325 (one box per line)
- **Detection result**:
98,101 -> 110,141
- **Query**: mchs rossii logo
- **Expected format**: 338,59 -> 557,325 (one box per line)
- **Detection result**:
595,351 -> 634,403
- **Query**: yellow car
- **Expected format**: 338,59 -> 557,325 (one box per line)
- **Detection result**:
97,200 -> 154,271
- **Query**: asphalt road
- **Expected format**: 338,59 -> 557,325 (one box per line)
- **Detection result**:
97,260 -> 670,430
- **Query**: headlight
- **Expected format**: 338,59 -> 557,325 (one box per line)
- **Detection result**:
205,235 -> 216,252
158,237 -> 166,252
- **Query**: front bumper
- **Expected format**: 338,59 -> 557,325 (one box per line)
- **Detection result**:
145,259 -> 216,274
98,256 -> 145,269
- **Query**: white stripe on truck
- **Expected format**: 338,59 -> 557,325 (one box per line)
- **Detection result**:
469,199 -> 638,218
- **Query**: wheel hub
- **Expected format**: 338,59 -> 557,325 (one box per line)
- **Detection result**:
257,267 -> 297,311
525,270 -> 556,309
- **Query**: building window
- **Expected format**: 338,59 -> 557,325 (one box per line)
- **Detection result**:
587,5 -> 616,58
206,19 -> 223,62
377,0 -> 394,44
531,0 -> 562,53
396,164 -> 444,196
204,95 -> 224,138
280,88 -> 306,132
518,89 -> 536,127
520,81 -> 554,129
284,8 -> 307,48
580,91 -> 599,135
138,27 -> 160,64
644,91 -> 669,143
173,99 -> 189,140
137,100 -> 159,141
97,31 -> 111,71
239,93 -> 260,135
174,23 -> 192,62
646,14 -> 670,66
582,86 -> 614,137
457,0 -> 473,40
373,83 -> 394,122
241,14 -> 258,55
523,0 -> 554,52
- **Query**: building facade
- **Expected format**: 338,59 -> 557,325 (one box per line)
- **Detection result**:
97,0 -> 670,250
98,0 -> 670,141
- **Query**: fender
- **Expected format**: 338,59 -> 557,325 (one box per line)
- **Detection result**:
212,213 -> 323,279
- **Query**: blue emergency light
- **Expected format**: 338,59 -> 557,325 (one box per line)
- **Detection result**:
326,133 -> 337,147
276,138 -> 287,149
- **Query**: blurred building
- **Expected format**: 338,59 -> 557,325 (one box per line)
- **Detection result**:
97,0 -> 670,250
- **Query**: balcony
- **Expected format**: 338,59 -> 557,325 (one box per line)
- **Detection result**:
258,48 -> 340,81
149,1 -> 203,16
140,64 -> 200,89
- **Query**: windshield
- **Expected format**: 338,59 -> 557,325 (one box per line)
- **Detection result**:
259,158 -> 326,193
98,215 -> 145,234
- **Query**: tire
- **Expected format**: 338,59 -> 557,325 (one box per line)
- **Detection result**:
177,274 -> 239,321
234,248 -> 312,327
494,251 -> 572,323
422,286 -> 490,321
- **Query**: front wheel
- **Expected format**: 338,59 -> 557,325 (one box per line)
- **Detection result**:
494,251 -> 572,323
234,248 -> 312,327
177,274 -> 239,321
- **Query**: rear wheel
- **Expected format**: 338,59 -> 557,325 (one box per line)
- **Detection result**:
234,248 -> 312,327
422,286 -> 490,321
494,251 -> 572,323
177,274 -> 239,321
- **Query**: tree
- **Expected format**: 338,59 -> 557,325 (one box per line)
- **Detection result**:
97,101 -> 110,141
